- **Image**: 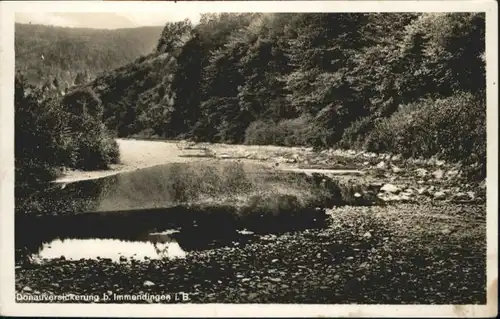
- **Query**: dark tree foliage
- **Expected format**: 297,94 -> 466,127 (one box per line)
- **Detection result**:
81,12 -> 485,178
15,73 -> 120,190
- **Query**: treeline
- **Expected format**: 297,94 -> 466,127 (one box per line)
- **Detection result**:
15,23 -> 163,90
86,13 -> 485,179
15,73 -> 119,188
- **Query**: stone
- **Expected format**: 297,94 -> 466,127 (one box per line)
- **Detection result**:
432,169 -> 444,180
433,191 -> 446,200
354,192 -> 362,198
400,194 -> 411,202
435,160 -> 445,166
446,170 -> 460,179
403,188 -> 415,195
417,187 -> 427,195
363,231 -> 372,239
143,280 -> 155,287
391,154 -> 402,161
22,286 -> 33,293
380,183 -> 400,193
453,192 -> 469,200
467,191 -> 476,200
392,166 -> 402,173
415,168 -> 428,177
376,161 -> 386,169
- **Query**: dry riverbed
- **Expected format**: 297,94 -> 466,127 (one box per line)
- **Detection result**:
16,203 -> 486,304
17,138 -> 487,304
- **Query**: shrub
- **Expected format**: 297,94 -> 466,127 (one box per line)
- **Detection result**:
72,115 -> 120,170
15,75 -> 73,185
15,73 -> 120,189
338,116 -> 376,150
244,116 -> 313,146
364,92 -> 486,179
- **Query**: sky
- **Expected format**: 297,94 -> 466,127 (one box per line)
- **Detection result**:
15,12 -> 202,29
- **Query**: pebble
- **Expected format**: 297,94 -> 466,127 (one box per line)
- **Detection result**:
433,191 -> 446,200
380,183 -> 400,193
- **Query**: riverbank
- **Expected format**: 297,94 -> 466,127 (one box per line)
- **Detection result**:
15,202 -> 486,304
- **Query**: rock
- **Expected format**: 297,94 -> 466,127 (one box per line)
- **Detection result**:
241,278 -> 251,283
446,170 -> 460,179
433,191 -> 446,200
363,161 -> 370,166
403,188 -> 415,195
453,192 -> 469,200
391,166 -> 402,173
333,274 -> 340,280
400,194 -> 411,202
119,256 -> 127,262
269,277 -> 282,283
219,153 -> 230,159
59,255 -> 66,261
380,183 -> 400,193
143,280 -> 155,287
51,283 -> 60,288
441,228 -> 452,235
376,161 -> 386,169
435,160 -> 445,166
363,231 -> 372,239
391,154 -> 402,161
22,286 -> 33,293
467,191 -> 476,200
271,259 -> 279,263
432,169 -> 444,180
354,192 -> 362,198
415,168 -> 428,177
417,187 -> 427,195
346,256 -> 354,260
348,150 -> 356,155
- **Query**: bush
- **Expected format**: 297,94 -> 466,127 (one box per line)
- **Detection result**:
364,92 -> 486,179
338,116 -> 376,150
73,116 -> 120,170
15,73 -> 121,188
15,75 -> 73,185
244,116 -> 313,146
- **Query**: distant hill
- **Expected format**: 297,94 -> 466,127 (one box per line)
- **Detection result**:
15,23 -> 164,89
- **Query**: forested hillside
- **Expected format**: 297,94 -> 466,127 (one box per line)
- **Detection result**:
83,13 -> 485,179
15,23 -> 163,89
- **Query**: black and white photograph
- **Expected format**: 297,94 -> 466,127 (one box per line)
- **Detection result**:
0,0 -> 497,317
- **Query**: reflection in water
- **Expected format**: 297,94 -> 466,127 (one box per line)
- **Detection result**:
16,162 -> 334,263
35,236 -> 187,262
